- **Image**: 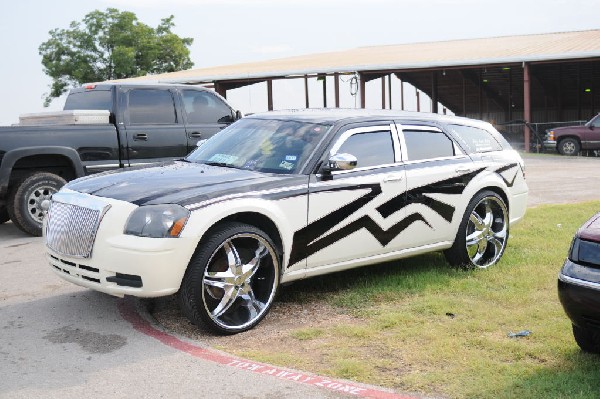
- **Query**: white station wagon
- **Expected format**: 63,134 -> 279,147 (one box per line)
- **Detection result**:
44,110 -> 528,334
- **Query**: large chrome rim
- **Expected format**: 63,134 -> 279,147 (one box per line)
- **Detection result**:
465,196 -> 508,268
202,233 -> 279,331
28,184 -> 57,223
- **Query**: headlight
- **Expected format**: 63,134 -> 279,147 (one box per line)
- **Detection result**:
124,204 -> 190,238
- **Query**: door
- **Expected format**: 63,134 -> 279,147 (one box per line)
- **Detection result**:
180,89 -> 235,150
123,88 -> 188,167
396,123 -> 476,249
293,123 -> 408,270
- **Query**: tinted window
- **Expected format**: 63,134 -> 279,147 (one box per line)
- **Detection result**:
403,130 -> 454,161
337,131 -> 394,168
64,90 -> 112,111
128,89 -> 177,124
182,90 -> 233,124
448,124 -> 502,153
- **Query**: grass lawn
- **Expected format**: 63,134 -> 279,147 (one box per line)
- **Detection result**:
227,201 -> 600,399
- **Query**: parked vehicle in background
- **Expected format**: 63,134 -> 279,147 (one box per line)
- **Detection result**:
544,113 -> 600,155
0,82 -> 241,236
44,109 -> 528,334
558,212 -> 600,354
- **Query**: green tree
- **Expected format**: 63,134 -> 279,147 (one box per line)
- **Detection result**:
39,8 -> 194,105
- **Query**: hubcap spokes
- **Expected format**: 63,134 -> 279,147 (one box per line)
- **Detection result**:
465,197 -> 508,268
28,185 -> 55,223
203,234 -> 276,329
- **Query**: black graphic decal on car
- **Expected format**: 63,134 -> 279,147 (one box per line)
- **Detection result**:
288,168 -> 486,266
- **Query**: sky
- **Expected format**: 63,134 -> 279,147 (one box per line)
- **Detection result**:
1,0 -> 599,125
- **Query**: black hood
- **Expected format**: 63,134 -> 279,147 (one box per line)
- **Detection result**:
67,161 -> 306,206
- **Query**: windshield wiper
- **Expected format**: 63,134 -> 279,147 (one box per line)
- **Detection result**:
202,161 -> 238,169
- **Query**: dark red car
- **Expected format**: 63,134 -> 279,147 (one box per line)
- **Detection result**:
558,212 -> 600,353
544,114 -> 600,155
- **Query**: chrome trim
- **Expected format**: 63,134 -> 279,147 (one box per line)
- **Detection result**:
45,192 -> 111,259
559,273 -> 600,291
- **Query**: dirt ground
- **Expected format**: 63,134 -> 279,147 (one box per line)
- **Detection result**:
150,153 -> 600,349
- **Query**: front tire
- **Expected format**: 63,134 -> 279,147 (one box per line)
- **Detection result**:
558,138 -> 580,156
179,222 -> 281,334
444,190 -> 509,269
7,172 -> 67,236
572,324 -> 600,354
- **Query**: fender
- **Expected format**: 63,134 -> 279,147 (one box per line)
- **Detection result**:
0,146 -> 85,196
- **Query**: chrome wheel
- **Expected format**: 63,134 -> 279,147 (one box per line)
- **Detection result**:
201,232 -> 279,332
465,196 -> 508,268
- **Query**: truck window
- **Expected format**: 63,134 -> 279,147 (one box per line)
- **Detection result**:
64,90 -> 113,112
128,89 -> 177,125
182,90 -> 233,124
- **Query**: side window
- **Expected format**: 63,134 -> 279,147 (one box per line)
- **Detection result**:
128,89 -> 177,124
403,130 -> 455,161
182,90 -> 233,124
337,131 -> 395,168
448,124 -> 503,153
590,116 -> 600,128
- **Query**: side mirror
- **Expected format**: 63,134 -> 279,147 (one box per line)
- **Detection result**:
324,153 -> 358,172
235,110 -> 244,120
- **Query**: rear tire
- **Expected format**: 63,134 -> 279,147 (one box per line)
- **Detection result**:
557,138 -> 580,156
572,324 -> 600,354
7,172 -> 67,236
179,222 -> 281,334
444,190 -> 509,269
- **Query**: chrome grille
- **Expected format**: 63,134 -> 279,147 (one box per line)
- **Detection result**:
46,201 -> 103,258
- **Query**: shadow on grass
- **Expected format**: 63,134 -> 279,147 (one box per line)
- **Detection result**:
485,349 -> 600,399
278,251 -> 460,309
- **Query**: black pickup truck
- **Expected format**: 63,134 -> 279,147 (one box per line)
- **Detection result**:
0,82 -> 242,236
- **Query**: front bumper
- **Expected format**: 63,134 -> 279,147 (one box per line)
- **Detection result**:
45,190 -> 198,298
558,259 -> 600,330
543,140 -> 557,150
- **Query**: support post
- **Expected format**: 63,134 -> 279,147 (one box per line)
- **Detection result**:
416,88 -> 420,112
360,73 -> 366,109
334,73 -> 340,108
381,77 -> 386,109
431,71 -> 438,113
267,79 -> 273,111
304,75 -> 309,108
214,82 -> 227,98
523,63 -> 531,152
388,75 -> 392,109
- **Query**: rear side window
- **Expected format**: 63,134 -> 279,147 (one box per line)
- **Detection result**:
403,130 -> 455,161
448,124 -> 502,153
337,131 -> 395,168
64,90 -> 112,112
128,89 -> 177,124
182,90 -> 233,124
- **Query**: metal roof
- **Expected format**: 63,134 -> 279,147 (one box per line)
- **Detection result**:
126,29 -> 600,84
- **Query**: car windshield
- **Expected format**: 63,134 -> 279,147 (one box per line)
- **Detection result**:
186,118 -> 332,174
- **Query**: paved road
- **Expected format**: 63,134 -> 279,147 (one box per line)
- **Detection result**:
1,154 -> 598,399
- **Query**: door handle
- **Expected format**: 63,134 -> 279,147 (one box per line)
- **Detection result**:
383,174 -> 404,183
455,167 -> 472,174
189,132 -> 203,138
133,133 -> 148,141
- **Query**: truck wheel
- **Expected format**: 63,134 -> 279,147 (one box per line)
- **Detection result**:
558,138 -> 580,156
7,172 -> 67,236
0,206 -> 9,224
179,222 -> 281,334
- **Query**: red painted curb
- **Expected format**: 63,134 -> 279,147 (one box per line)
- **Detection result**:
118,298 -> 417,399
